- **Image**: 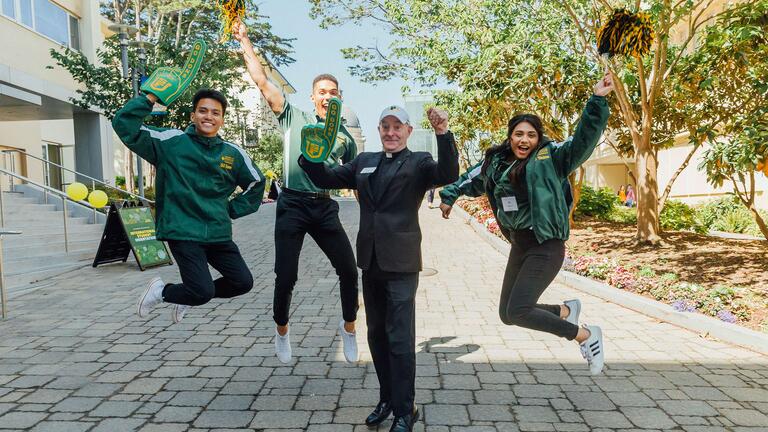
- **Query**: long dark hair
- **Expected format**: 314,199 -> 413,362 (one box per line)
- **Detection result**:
481,114 -> 545,187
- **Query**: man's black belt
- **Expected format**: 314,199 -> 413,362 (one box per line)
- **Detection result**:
282,187 -> 331,199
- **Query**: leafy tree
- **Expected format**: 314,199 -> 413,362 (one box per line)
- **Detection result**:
311,0 -> 758,245
247,133 -> 284,180
694,1 -> 768,240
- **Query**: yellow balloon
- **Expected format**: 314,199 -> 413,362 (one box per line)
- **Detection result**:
87,190 -> 109,208
66,182 -> 88,201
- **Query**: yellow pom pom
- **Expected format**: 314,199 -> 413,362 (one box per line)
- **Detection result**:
87,190 -> 109,208
219,0 -> 246,42
66,182 -> 88,201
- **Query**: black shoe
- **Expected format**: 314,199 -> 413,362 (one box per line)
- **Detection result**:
389,406 -> 419,432
365,400 -> 392,427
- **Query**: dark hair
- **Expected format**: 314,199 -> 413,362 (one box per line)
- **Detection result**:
481,114 -> 544,187
312,73 -> 339,90
192,89 -> 228,114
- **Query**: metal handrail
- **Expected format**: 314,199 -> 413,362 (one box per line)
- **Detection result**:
0,229 -> 21,319
2,148 -> 153,204
0,167 -> 105,253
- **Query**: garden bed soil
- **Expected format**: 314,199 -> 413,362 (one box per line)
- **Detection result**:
567,219 -> 768,331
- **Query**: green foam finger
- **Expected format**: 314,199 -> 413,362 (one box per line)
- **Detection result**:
179,40 -> 207,87
323,98 -> 342,143
301,125 -> 332,162
162,39 -> 207,105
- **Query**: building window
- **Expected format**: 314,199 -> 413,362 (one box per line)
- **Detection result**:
19,0 -> 32,26
1,0 -> 15,18
34,0 -> 68,45
1,0 -> 80,49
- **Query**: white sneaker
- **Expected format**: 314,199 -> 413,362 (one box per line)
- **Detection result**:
564,299 -> 582,326
580,325 -> 605,375
171,304 -> 191,323
275,328 -> 292,363
137,277 -> 165,318
339,320 -> 359,363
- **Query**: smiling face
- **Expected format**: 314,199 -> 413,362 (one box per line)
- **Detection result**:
311,79 -> 340,120
378,116 -> 413,153
191,98 -> 224,137
508,121 -> 540,159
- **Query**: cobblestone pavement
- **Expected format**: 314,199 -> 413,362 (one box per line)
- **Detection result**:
1,200 -> 766,431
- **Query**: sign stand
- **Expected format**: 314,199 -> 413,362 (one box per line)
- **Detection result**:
93,201 -> 172,270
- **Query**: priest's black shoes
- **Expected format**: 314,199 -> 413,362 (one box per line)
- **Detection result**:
389,406 -> 419,432
365,400 -> 392,427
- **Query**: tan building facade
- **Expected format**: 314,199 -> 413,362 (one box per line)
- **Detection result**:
0,0 -> 112,190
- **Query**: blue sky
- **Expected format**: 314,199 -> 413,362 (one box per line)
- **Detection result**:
258,1 -> 407,152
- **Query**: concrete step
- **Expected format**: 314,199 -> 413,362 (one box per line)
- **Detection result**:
6,250 -> 95,274
2,215 -> 92,227
2,231 -> 104,250
3,240 -> 99,260
5,260 -> 91,291
1,203 -> 59,213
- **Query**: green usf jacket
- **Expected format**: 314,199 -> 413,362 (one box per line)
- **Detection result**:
440,95 -> 609,244
112,96 -> 266,243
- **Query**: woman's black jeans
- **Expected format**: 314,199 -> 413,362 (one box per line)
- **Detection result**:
498,229 -> 579,340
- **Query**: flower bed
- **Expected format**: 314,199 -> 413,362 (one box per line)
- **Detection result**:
455,197 -> 768,333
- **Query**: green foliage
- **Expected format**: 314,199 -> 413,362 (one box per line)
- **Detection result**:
607,205 -> 637,224
694,195 -> 768,236
247,133 -> 283,179
50,1 -> 293,135
574,185 -> 616,219
660,200 -> 705,233
695,195 -> 744,228
637,266 -> 656,278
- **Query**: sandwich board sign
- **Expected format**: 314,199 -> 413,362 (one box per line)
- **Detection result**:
93,201 -> 172,270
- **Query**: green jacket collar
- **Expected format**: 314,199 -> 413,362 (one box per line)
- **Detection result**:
184,124 -> 224,147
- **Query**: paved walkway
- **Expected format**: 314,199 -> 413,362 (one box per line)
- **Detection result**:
0,200 -> 766,431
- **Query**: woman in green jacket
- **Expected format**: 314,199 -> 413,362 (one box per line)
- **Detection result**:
439,74 -> 613,375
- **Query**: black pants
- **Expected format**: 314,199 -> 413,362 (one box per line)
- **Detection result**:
273,192 -> 359,326
499,229 -> 579,340
363,257 -> 419,417
163,240 -> 253,306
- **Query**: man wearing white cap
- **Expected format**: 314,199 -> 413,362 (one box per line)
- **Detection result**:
299,105 -> 459,432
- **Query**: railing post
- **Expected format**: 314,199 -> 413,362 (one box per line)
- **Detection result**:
62,198 -> 70,253
0,186 -> 4,228
91,180 -> 97,223
0,230 -> 21,319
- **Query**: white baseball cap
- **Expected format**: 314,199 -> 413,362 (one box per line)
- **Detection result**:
379,105 -> 410,125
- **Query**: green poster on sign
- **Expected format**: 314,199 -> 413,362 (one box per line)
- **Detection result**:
118,206 -> 172,268
92,202 -> 172,271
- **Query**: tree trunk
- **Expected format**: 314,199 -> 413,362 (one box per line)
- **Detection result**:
569,166 -> 585,227
659,143 -> 700,213
748,205 -> 768,240
635,138 -> 662,244
125,147 -> 135,194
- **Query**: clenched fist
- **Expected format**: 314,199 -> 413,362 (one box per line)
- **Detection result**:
427,107 -> 449,135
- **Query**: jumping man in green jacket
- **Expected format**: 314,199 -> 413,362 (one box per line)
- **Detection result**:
439,73 -> 614,375
114,86 -> 266,324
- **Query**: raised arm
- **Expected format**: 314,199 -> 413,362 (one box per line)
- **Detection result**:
551,73 -> 613,176
233,20 -> 285,114
298,154 -> 359,190
111,94 -> 168,165
419,107 -> 459,186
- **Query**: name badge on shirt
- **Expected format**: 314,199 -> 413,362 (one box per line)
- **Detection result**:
501,196 -> 519,212
360,167 -> 377,174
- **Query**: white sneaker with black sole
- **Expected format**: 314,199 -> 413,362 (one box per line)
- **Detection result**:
339,320 -> 359,363
275,328 -> 292,364
564,299 -> 581,326
171,304 -> 191,323
137,277 -> 165,318
580,325 -> 605,375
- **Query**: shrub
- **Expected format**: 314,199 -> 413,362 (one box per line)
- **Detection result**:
607,206 -> 637,224
575,185 -> 617,219
695,195 -> 744,228
660,200 -> 706,233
